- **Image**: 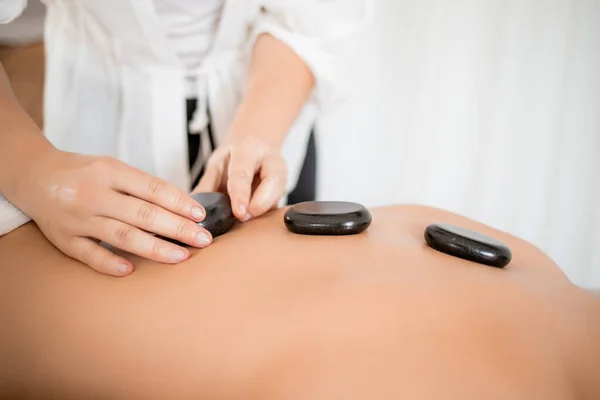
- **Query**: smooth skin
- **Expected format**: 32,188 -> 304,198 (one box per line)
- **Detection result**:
0,41 -> 44,128
0,32 -> 313,276
0,205 -> 599,399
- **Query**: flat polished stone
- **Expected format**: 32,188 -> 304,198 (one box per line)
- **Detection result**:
424,223 -> 512,268
192,192 -> 236,238
284,201 -> 372,236
160,192 -> 235,246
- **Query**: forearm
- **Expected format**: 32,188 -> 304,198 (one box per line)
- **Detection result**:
226,33 -> 315,148
0,62 -> 54,196
0,42 -> 46,127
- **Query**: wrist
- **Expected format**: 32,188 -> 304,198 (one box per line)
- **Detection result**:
0,132 -> 57,200
224,96 -> 289,149
223,127 -> 285,150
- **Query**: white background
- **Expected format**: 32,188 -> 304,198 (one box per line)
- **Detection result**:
317,0 -> 600,290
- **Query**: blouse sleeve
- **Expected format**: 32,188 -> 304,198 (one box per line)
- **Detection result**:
0,0 -> 27,24
0,194 -> 31,236
252,0 -> 375,111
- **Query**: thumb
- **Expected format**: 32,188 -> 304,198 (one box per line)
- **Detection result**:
193,164 -> 223,194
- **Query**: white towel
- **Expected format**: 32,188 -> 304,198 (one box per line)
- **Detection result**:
0,194 -> 31,236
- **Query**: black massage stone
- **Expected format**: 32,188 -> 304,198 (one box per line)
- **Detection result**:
284,201 -> 372,236
424,223 -> 512,268
192,192 -> 236,238
161,192 -> 235,246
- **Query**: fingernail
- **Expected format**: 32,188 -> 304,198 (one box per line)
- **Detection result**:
196,231 -> 212,247
238,204 -> 246,216
191,206 -> 204,220
117,263 -> 131,274
243,213 -> 252,222
171,249 -> 187,262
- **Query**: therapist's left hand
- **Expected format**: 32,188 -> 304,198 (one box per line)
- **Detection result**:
192,135 -> 288,221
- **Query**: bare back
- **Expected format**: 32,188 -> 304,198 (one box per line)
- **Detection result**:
0,205 -> 598,399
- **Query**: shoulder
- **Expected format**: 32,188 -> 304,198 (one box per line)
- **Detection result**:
0,0 -> 27,24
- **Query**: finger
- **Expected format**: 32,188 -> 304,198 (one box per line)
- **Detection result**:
247,156 -> 288,218
90,217 -> 191,264
62,237 -> 134,277
193,163 -> 223,194
227,148 -> 260,220
194,147 -> 230,194
110,161 -> 206,222
97,193 -> 212,248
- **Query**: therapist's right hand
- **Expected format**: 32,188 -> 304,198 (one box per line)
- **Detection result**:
13,149 -> 213,277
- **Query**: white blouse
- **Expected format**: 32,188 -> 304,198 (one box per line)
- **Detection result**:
153,0 -> 225,98
0,0 -> 373,236
0,0 -> 26,24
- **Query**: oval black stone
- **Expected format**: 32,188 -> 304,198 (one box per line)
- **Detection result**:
192,192 -> 236,238
424,223 -> 512,268
284,201 -> 372,236
160,192 -> 235,246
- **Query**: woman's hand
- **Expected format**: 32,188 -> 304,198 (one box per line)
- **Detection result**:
13,149 -> 213,277
190,34 -> 314,220
192,135 -> 288,221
